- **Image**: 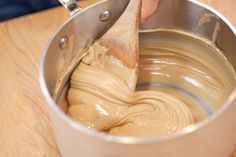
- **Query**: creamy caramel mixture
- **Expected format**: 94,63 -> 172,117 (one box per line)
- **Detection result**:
67,42 -> 193,136
67,30 -> 236,137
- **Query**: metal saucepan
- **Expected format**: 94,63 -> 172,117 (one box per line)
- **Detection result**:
39,0 -> 236,156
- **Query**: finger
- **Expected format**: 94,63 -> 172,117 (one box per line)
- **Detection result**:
141,0 -> 159,23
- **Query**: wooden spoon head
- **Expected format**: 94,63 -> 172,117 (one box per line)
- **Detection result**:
99,0 -> 141,68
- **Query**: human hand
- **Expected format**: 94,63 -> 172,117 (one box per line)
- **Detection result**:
141,0 -> 159,23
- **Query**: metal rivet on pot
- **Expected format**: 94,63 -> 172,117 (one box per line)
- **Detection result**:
99,11 -> 111,22
59,36 -> 69,49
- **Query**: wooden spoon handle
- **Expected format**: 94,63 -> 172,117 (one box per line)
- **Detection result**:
100,0 -> 141,68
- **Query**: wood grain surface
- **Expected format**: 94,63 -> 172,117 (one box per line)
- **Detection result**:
0,0 -> 235,157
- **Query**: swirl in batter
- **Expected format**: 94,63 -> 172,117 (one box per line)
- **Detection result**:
67,42 -> 194,136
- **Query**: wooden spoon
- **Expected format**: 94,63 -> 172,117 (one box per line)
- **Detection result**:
99,0 -> 141,69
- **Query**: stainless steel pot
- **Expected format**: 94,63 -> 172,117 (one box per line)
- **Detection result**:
39,0 -> 236,157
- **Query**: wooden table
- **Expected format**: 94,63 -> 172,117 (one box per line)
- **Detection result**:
0,0 -> 235,157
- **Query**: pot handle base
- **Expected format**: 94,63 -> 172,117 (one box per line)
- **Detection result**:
58,0 -> 82,16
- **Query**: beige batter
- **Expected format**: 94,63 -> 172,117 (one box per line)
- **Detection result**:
67,42 -> 193,136
66,30 -> 236,137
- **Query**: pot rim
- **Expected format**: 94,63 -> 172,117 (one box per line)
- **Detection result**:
39,0 -> 236,144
